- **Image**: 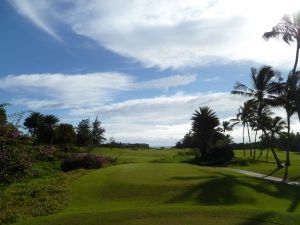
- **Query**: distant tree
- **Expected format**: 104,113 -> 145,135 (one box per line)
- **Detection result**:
0,106 -> 7,126
55,123 -> 76,151
91,116 -> 106,146
175,131 -> 195,149
23,112 -> 44,138
38,114 -> 59,144
76,119 -> 92,147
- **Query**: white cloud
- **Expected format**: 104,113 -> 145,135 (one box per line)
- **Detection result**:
9,0 -> 300,69
0,73 -> 196,109
68,92 -> 248,145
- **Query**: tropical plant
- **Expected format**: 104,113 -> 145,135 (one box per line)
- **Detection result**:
191,106 -> 220,158
23,112 -> 44,138
263,11 -> 300,121
232,66 -> 283,168
38,115 -> 59,144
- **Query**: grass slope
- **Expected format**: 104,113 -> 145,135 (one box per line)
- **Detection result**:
15,162 -> 300,225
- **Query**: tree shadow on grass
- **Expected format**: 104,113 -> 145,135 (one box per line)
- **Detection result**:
167,172 -> 300,212
263,167 -> 282,178
167,173 -> 256,206
237,212 -> 276,225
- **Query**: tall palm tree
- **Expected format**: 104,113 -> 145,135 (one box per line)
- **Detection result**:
263,12 -> 300,121
272,72 -> 298,137
232,66 -> 283,168
236,101 -> 255,157
191,106 -> 220,158
263,12 -> 300,75
271,72 -> 299,166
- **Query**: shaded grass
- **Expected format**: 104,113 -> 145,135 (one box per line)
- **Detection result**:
14,163 -> 300,225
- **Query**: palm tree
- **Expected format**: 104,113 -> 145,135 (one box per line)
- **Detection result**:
191,106 -> 220,158
40,115 -> 59,144
232,66 -> 283,168
271,72 -> 299,166
221,120 -> 238,134
263,12 -> 300,120
23,112 -> 44,137
263,12 -> 300,75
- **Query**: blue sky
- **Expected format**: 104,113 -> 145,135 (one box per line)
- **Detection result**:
1,0 -> 300,146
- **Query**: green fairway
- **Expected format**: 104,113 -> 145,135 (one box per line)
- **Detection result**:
228,150 -> 300,181
15,162 -> 300,225
89,147 -> 194,163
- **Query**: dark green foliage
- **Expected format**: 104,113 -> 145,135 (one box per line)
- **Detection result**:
191,106 -> 220,158
76,119 -> 92,147
0,106 -> 7,125
0,125 -> 32,184
24,113 -> 59,144
91,116 -> 105,146
61,154 -> 110,172
55,123 -> 76,151
23,112 -> 44,138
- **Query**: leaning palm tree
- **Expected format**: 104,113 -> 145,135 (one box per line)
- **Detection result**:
221,120 -> 238,134
232,66 -> 283,168
263,12 -> 300,75
271,72 -> 299,166
191,106 -> 220,158
263,11 -> 300,121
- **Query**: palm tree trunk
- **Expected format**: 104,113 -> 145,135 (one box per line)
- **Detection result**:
292,42 -> 299,75
293,42 -> 300,122
286,112 -> 291,167
246,122 -> 252,157
243,124 -> 245,156
263,129 -> 283,169
253,130 -> 257,159
287,112 -> 291,137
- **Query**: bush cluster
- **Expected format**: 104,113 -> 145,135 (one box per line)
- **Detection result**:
0,125 -> 32,184
61,154 -> 110,172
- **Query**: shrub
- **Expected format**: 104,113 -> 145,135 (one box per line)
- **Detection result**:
35,145 -> 57,161
61,154 -> 110,172
204,144 -> 234,163
0,125 -> 32,184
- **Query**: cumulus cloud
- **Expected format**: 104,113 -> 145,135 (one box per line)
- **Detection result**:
0,73 -> 196,109
68,92 -> 247,145
9,0 -> 300,69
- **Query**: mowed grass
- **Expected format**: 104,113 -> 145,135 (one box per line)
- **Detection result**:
15,162 -> 300,225
89,147 -> 194,163
227,150 -> 300,181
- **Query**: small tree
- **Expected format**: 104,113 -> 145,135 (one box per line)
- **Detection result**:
55,123 -> 76,151
91,116 -> 106,146
0,106 -> 7,125
76,119 -> 92,147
